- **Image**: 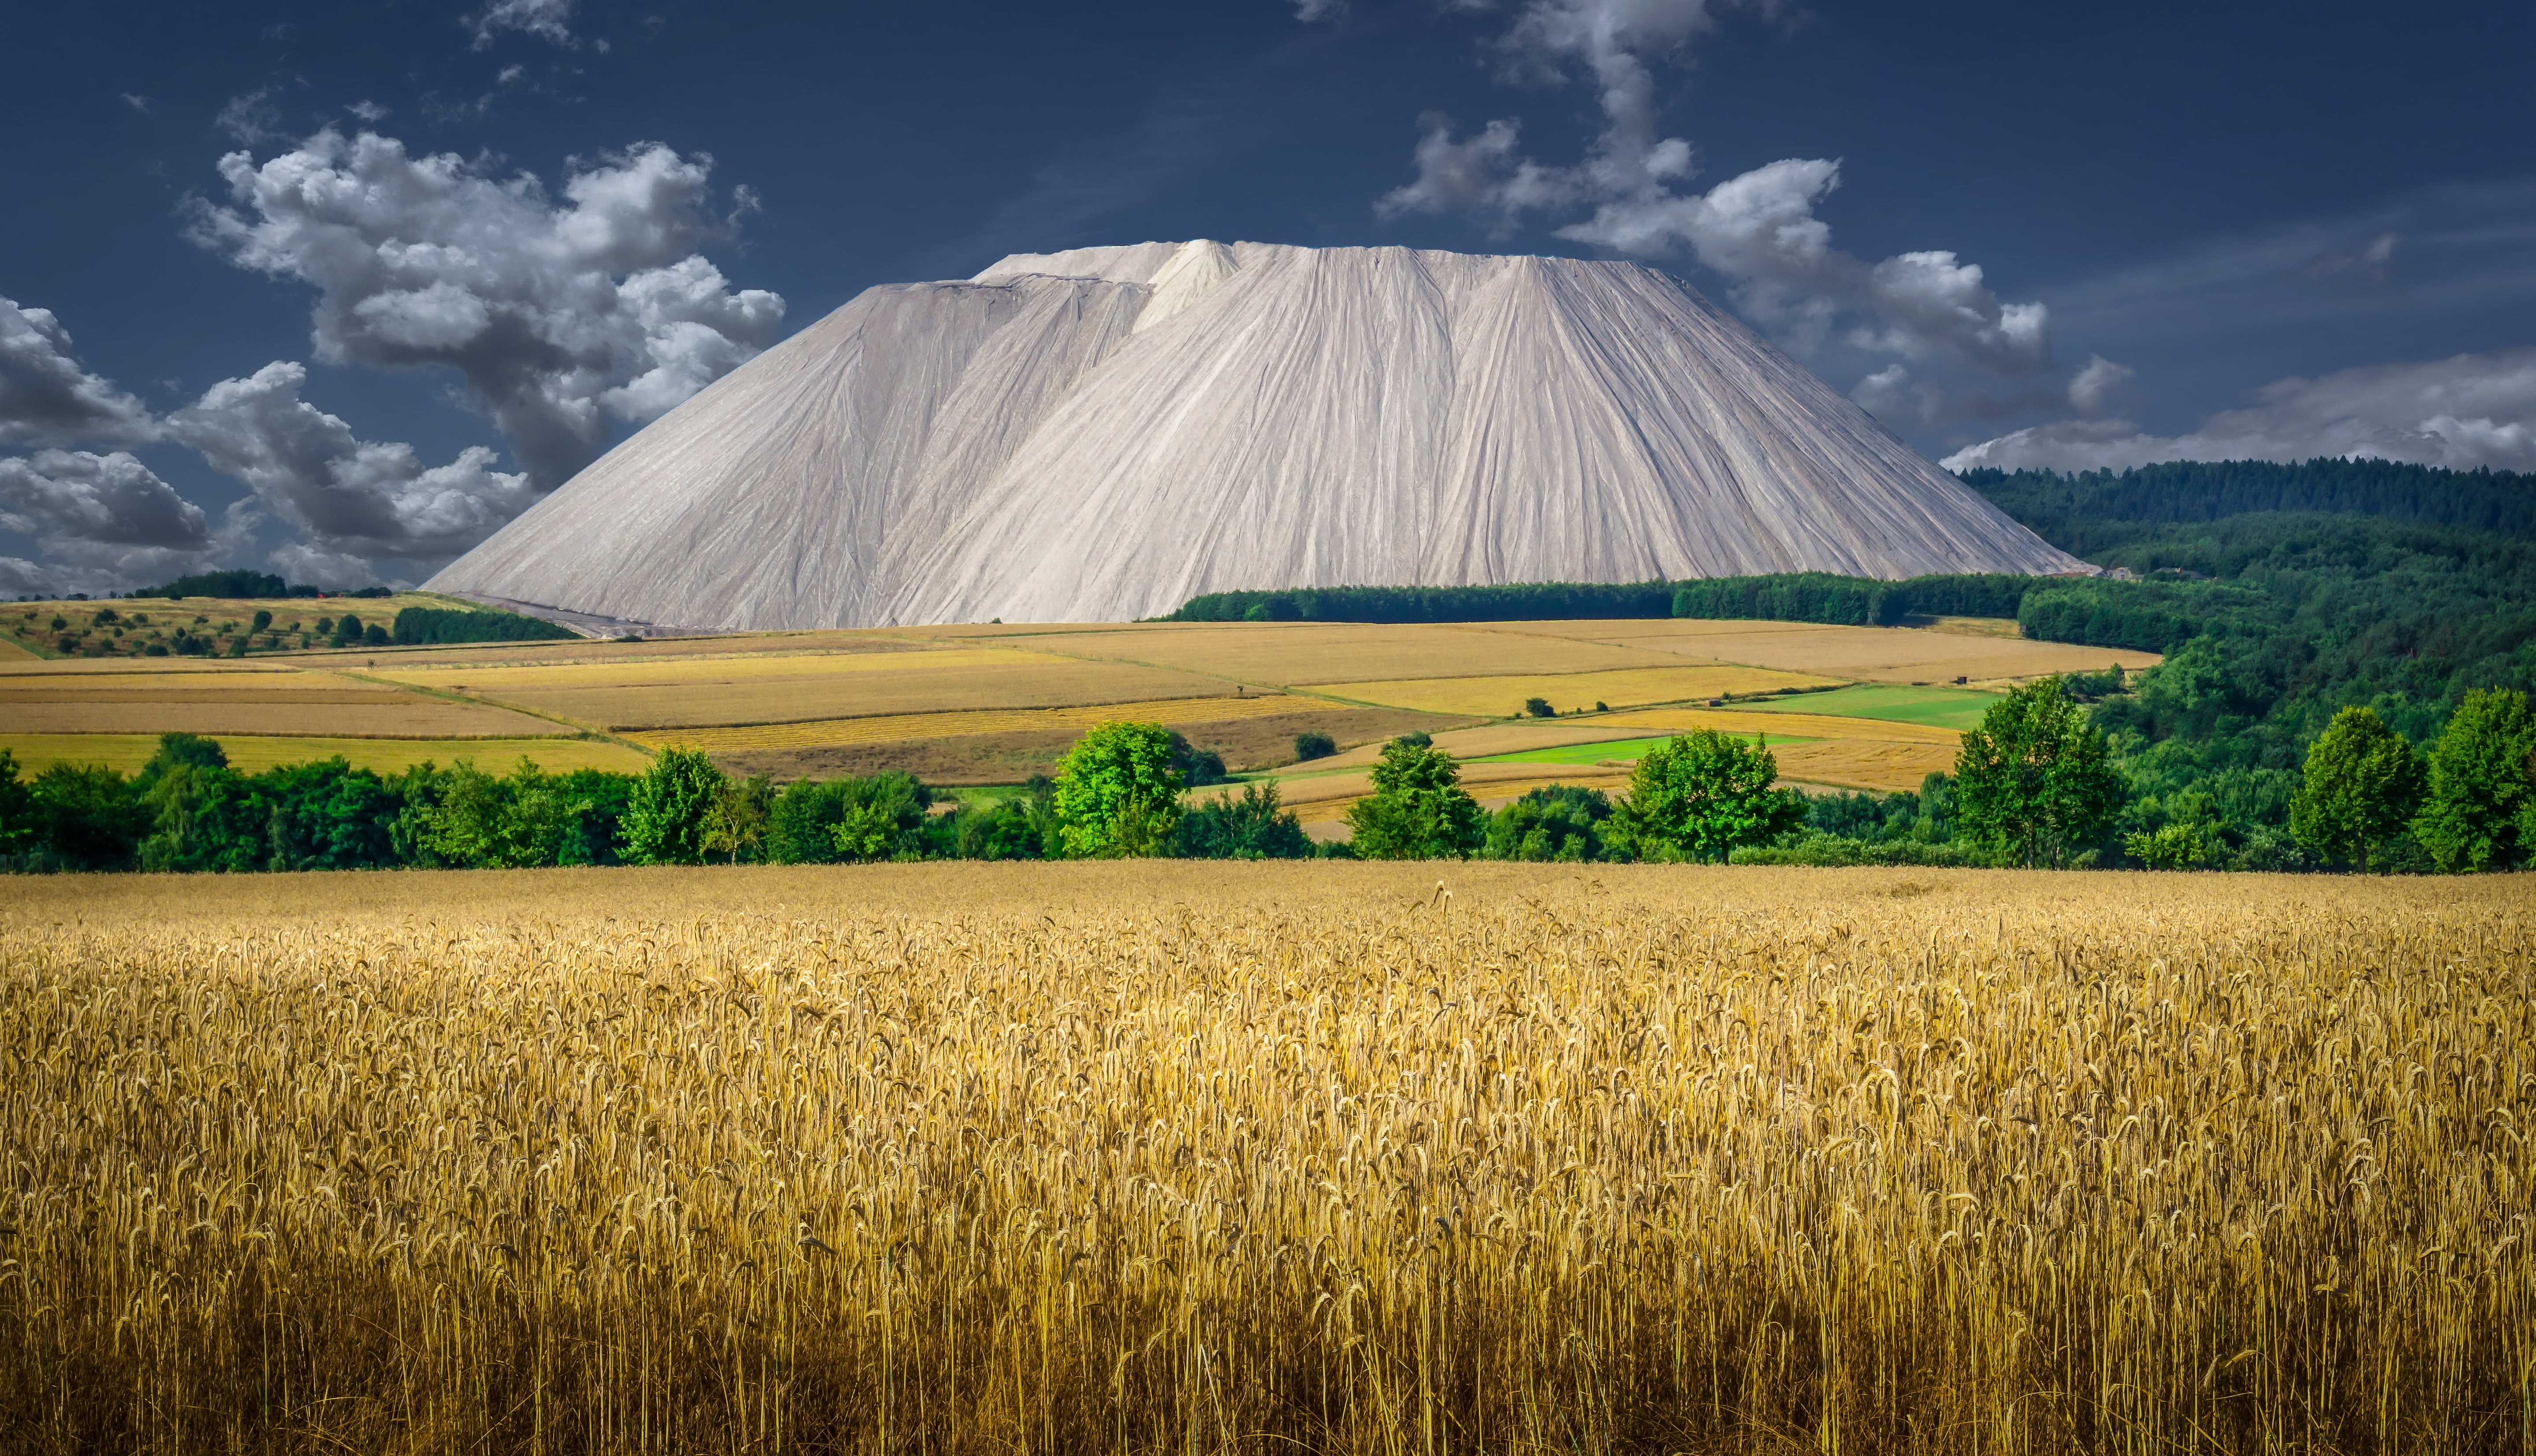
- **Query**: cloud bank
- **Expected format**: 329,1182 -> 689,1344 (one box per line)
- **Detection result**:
189,129 -> 784,486
1941,348 -> 2536,474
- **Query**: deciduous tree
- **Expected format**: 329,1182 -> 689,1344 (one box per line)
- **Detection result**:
1611,731 -> 1805,863
2288,706 -> 2425,872
1953,678 -> 2122,867
1054,722 -> 1183,858
2412,688 -> 2536,872
1346,735 -> 1484,860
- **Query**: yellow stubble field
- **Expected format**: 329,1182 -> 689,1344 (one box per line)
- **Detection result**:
0,732 -> 651,776
1504,617 -> 2164,684
370,645 -> 1236,730
633,691 -> 1322,753
1299,663 -> 1836,716
1,864 -> 2521,1456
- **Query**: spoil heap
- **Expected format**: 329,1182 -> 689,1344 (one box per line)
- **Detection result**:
432,241 -> 2083,628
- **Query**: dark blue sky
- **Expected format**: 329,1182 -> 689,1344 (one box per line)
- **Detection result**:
4,0 -> 2532,590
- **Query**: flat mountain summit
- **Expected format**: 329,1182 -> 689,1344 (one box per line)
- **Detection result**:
430,241 -> 2085,628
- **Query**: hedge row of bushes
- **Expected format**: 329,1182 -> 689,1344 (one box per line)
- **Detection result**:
391,606 -> 579,645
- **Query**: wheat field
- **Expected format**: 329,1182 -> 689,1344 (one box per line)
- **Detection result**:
0,866 -> 2526,1456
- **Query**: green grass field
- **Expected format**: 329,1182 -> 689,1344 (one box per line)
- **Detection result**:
1715,683 -> 2000,731
1471,731 -> 1817,766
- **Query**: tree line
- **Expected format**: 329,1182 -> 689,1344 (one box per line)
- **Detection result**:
5,668 -> 2529,873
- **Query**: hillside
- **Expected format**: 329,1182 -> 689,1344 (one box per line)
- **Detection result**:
430,241 -> 2081,629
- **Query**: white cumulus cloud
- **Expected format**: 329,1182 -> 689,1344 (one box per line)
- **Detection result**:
1378,0 -> 2070,421
188,128 -> 784,486
168,361 -> 538,569
1941,348 -> 2536,475
0,297 -> 160,447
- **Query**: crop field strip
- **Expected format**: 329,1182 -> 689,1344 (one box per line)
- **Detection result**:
372,644 -> 1239,731
0,660 -> 569,739
1769,738 -> 1963,791
968,621 -> 1699,686
1715,681 -> 2004,729
1492,616 -> 2165,683
632,691 -> 1319,752
1601,703 -> 1964,744
4,865 -> 2521,1456
0,731 -> 653,775
1298,664 -> 1836,717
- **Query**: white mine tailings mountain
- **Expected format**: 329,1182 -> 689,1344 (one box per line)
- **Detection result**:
430,241 -> 2087,629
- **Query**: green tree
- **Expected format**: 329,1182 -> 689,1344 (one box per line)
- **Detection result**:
30,762 -> 149,869
700,773 -> 776,863
0,750 -> 37,858
1609,730 -> 1806,863
140,732 -> 229,781
2287,706 -> 2425,872
2123,821 -> 2218,871
1953,678 -> 2123,867
261,758 -> 399,870
1293,731 -> 1338,762
623,747 -> 727,865
1176,782 -> 1313,859
954,778 -> 1057,861
1345,736 -> 1484,860
1054,722 -> 1183,857
769,772 -> 932,863
1486,784 -> 1617,862
137,761 -> 270,872
2412,688 -> 2536,872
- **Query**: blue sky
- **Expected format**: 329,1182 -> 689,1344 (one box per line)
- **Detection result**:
4,0 -> 2531,592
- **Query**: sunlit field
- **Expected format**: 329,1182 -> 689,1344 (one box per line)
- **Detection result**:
1,864 -> 2525,1454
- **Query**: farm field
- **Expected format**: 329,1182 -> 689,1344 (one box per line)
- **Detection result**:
2,865 -> 2520,1456
1468,732 -> 1810,765
1600,702 -> 1963,745
1710,681 -> 2004,730
948,621 -> 1691,684
1496,616 -> 2163,684
0,731 -> 651,776
3,591 -> 464,660
632,691 -> 1320,751
369,645 -> 1235,730
1297,662 -> 1834,715
3,612 -> 2158,801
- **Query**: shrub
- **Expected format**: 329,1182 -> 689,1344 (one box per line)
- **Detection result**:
1486,784 -> 1617,861
1177,782 -> 1313,859
1293,731 -> 1338,762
